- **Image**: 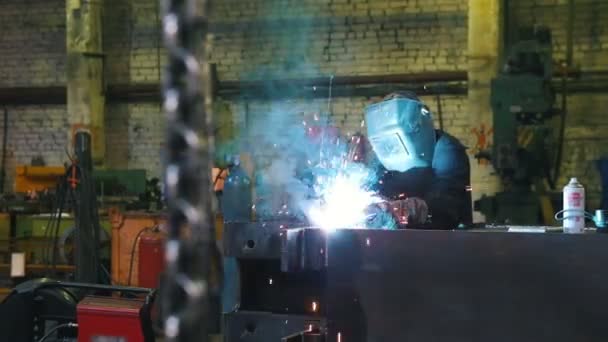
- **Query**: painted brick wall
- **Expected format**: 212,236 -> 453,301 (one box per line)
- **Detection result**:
105,103 -> 165,176
0,0 -> 166,189
0,106 -> 69,191
209,0 -> 472,175
509,0 -> 608,70
509,0 -> 608,207
0,0 -> 65,87
210,0 -> 468,81
0,0 -> 469,190
104,0 -> 164,84
228,95 -> 468,155
0,0 -> 67,191
1,0 -> 607,214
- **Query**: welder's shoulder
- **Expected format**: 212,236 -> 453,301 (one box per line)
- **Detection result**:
432,130 -> 469,175
434,130 -> 467,156
436,130 -> 466,151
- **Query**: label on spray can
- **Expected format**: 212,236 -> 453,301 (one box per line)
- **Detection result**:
563,177 -> 585,234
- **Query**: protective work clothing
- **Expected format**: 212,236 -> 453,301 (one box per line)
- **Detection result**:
366,92 -> 472,228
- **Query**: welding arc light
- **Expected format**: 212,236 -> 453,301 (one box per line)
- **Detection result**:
306,169 -> 380,232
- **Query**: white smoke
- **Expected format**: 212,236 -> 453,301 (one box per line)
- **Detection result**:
237,99 -> 384,229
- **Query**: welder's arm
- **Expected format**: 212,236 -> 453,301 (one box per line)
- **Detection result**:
424,187 -> 463,228
423,142 -> 470,229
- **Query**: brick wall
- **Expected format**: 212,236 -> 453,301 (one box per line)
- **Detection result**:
105,103 -> 165,176
104,0 -> 164,84
0,0 -> 607,213
210,0 -> 472,171
0,0 -> 65,87
509,0 -> 607,70
0,106 -> 69,191
210,0 -> 468,81
0,0 -> 166,189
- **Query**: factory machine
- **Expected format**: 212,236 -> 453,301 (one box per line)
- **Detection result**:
476,27 -> 560,225
0,132 -> 165,342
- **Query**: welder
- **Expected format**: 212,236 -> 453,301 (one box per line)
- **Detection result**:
366,92 -> 472,229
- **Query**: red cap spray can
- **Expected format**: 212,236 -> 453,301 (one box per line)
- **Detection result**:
563,177 -> 585,234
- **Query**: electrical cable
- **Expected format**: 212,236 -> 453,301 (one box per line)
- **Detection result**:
45,165 -> 80,277
435,92 -> 444,132
50,171 -> 70,276
213,167 -> 228,190
553,68 -> 568,188
43,170 -> 68,276
82,165 -> 103,282
37,322 -> 78,342
0,107 -> 8,193
67,163 -> 101,282
127,226 -> 156,286
553,0 -> 575,188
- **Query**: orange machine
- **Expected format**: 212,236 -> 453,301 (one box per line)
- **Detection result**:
108,208 -> 166,286
14,166 -> 64,193
108,207 -> 224,287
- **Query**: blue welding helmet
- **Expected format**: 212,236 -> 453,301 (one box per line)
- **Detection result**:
365,95 -> 436,172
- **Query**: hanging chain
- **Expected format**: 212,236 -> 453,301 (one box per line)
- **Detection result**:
161,0 -> 220,341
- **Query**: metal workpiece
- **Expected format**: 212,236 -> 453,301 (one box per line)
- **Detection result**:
238,259 -> 325,315
322,229 -> 608,342
223,221 -> 304,259
227,226 -> 608,341
281,228 -> 328,272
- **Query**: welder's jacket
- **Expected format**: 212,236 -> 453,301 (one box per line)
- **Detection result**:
375,130 -> 472,228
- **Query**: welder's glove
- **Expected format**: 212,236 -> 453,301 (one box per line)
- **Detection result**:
365,202 -> 397,229
385,197 -> 429,226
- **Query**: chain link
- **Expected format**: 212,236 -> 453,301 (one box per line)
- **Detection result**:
161,0 -> 220,341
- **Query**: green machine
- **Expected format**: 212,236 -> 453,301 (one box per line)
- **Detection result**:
476,27 -> 558,225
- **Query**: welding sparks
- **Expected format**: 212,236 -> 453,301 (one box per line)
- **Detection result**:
305,167 -> 380,231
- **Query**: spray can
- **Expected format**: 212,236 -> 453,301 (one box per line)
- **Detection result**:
563,177 -> 585,234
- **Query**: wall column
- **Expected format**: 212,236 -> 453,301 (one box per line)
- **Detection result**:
467,0 -> 503,222
67,0 -> 105,166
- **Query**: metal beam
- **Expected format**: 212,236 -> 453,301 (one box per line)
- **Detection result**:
1,71 -> 607,105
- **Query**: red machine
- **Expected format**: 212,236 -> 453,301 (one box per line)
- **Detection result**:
77,296 -> 153,342
138,231 -> 166,288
